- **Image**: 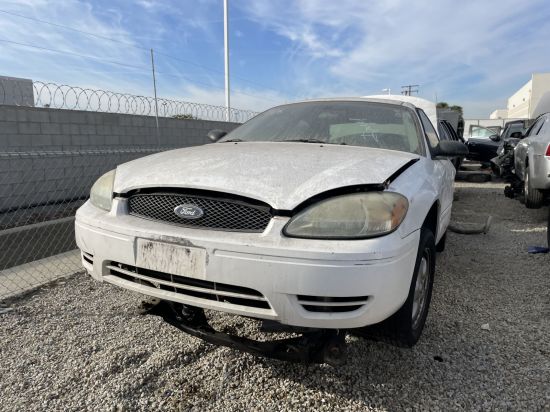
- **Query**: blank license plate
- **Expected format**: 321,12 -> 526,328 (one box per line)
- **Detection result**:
136,239 -> 206,279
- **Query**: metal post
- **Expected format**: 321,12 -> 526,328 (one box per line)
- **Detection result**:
224,0 -> 231,122
150,48 -> 160,145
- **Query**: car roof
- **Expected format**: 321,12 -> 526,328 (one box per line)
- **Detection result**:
270,96 -> 437,133
504,120 -> 525,126
288,96 -> 416,109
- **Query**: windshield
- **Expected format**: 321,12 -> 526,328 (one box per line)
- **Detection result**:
220,101 -> 423,154
469,125 -> 498,139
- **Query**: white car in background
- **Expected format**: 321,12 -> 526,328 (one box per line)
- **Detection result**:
75,96 -> 467,362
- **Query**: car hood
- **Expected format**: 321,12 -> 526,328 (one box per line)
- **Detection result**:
114,142 -> 419,210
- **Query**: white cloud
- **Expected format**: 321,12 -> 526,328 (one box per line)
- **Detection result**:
240,0 -> 550,117
0,0 -> 148,88
1,0 -> 549,117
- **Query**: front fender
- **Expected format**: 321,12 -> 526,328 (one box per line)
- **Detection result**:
389,159 -> 441,239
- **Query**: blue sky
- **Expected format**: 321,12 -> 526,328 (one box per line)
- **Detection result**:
1,0 -> 550,117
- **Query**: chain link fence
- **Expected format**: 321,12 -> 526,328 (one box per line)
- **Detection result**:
0,148 -> 171,300
0,76 -> 255,301
0,77 -> 258,122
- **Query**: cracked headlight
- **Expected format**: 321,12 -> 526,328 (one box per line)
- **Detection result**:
90,169 -> 116,211
283,192 -> 408,239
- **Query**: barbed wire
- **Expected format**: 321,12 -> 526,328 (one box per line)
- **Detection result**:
0,78 -> 259,122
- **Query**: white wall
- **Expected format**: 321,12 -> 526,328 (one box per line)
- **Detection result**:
529,73 -> 550,117
0,76 -> 34,107
507,79 -> 532,119
505,73 -> 550,119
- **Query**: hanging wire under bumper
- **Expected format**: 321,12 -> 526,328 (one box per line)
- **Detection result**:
141,299 -> 347,366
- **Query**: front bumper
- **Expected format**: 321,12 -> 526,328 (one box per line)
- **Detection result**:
75,199 -> 419,329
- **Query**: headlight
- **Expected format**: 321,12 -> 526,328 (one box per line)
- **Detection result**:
90,169 -> 116,211
283,192 -> 408,239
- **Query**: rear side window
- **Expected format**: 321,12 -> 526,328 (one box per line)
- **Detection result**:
417,109 -> 439,151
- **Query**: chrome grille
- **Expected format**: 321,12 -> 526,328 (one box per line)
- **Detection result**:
127,192 -> 272,232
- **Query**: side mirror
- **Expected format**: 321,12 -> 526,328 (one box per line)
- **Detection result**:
207,129 -> 227,142
510,131 -> 523,139
489,134 -> 500,142
432,140 -> 469,158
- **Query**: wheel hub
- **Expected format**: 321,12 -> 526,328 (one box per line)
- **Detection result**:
412,252 -> 430,329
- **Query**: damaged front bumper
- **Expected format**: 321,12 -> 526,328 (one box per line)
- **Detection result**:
142,298 -> 348,366
75,199 -> 419,329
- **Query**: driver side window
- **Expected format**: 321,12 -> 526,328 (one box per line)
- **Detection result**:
417,109 -> 439,151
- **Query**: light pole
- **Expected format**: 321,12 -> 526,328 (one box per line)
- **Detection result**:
224,0 -> 230,122
150,48 -> 160,145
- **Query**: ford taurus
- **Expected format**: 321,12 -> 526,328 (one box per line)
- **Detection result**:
75,97 -> 467,361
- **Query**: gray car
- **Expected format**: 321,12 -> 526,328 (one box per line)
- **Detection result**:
514,93 -> 550,208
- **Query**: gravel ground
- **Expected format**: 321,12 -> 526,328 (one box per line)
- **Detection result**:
1,179 -> 549,411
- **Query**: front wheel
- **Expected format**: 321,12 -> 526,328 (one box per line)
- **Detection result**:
358,228 -> 436,347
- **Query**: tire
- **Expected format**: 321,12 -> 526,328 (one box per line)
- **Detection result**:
524,168 -> 544,209
357,228 -> 436,347
435,231 -> 447,253
547,207 -> 550,249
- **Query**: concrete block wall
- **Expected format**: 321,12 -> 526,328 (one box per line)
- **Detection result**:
0,105 -> 241,212
0,105 -> 239,151
0,149 -> 161,212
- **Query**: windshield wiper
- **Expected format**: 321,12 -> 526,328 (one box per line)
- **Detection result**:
283,139 -> 326,144
220,138 -> 244,143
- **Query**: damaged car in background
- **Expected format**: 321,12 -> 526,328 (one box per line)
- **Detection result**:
494,93 -> 550,209
75,97 -> 468,365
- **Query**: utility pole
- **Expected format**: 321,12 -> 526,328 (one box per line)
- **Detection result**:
150,48 -> 160,145
223,0 -> 231,122
401,84 -> 419,96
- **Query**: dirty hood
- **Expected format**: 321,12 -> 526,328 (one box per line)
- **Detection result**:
114,142 -> 419,210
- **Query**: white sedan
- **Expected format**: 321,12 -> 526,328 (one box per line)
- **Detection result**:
75,97 -> 467,356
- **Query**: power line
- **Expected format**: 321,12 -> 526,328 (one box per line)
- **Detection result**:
0,38 -> 149,71
0,37 -> 281,103
0,9 -> 150,50
0,8 -> 294,98
401,84 -> 419,96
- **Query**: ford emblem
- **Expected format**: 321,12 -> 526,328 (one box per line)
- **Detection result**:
174,204 -> 204,220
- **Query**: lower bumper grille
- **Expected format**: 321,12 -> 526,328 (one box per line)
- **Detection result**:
82,251 -> 93,265
297,295 -> 369,313
108,262 -> 271,310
